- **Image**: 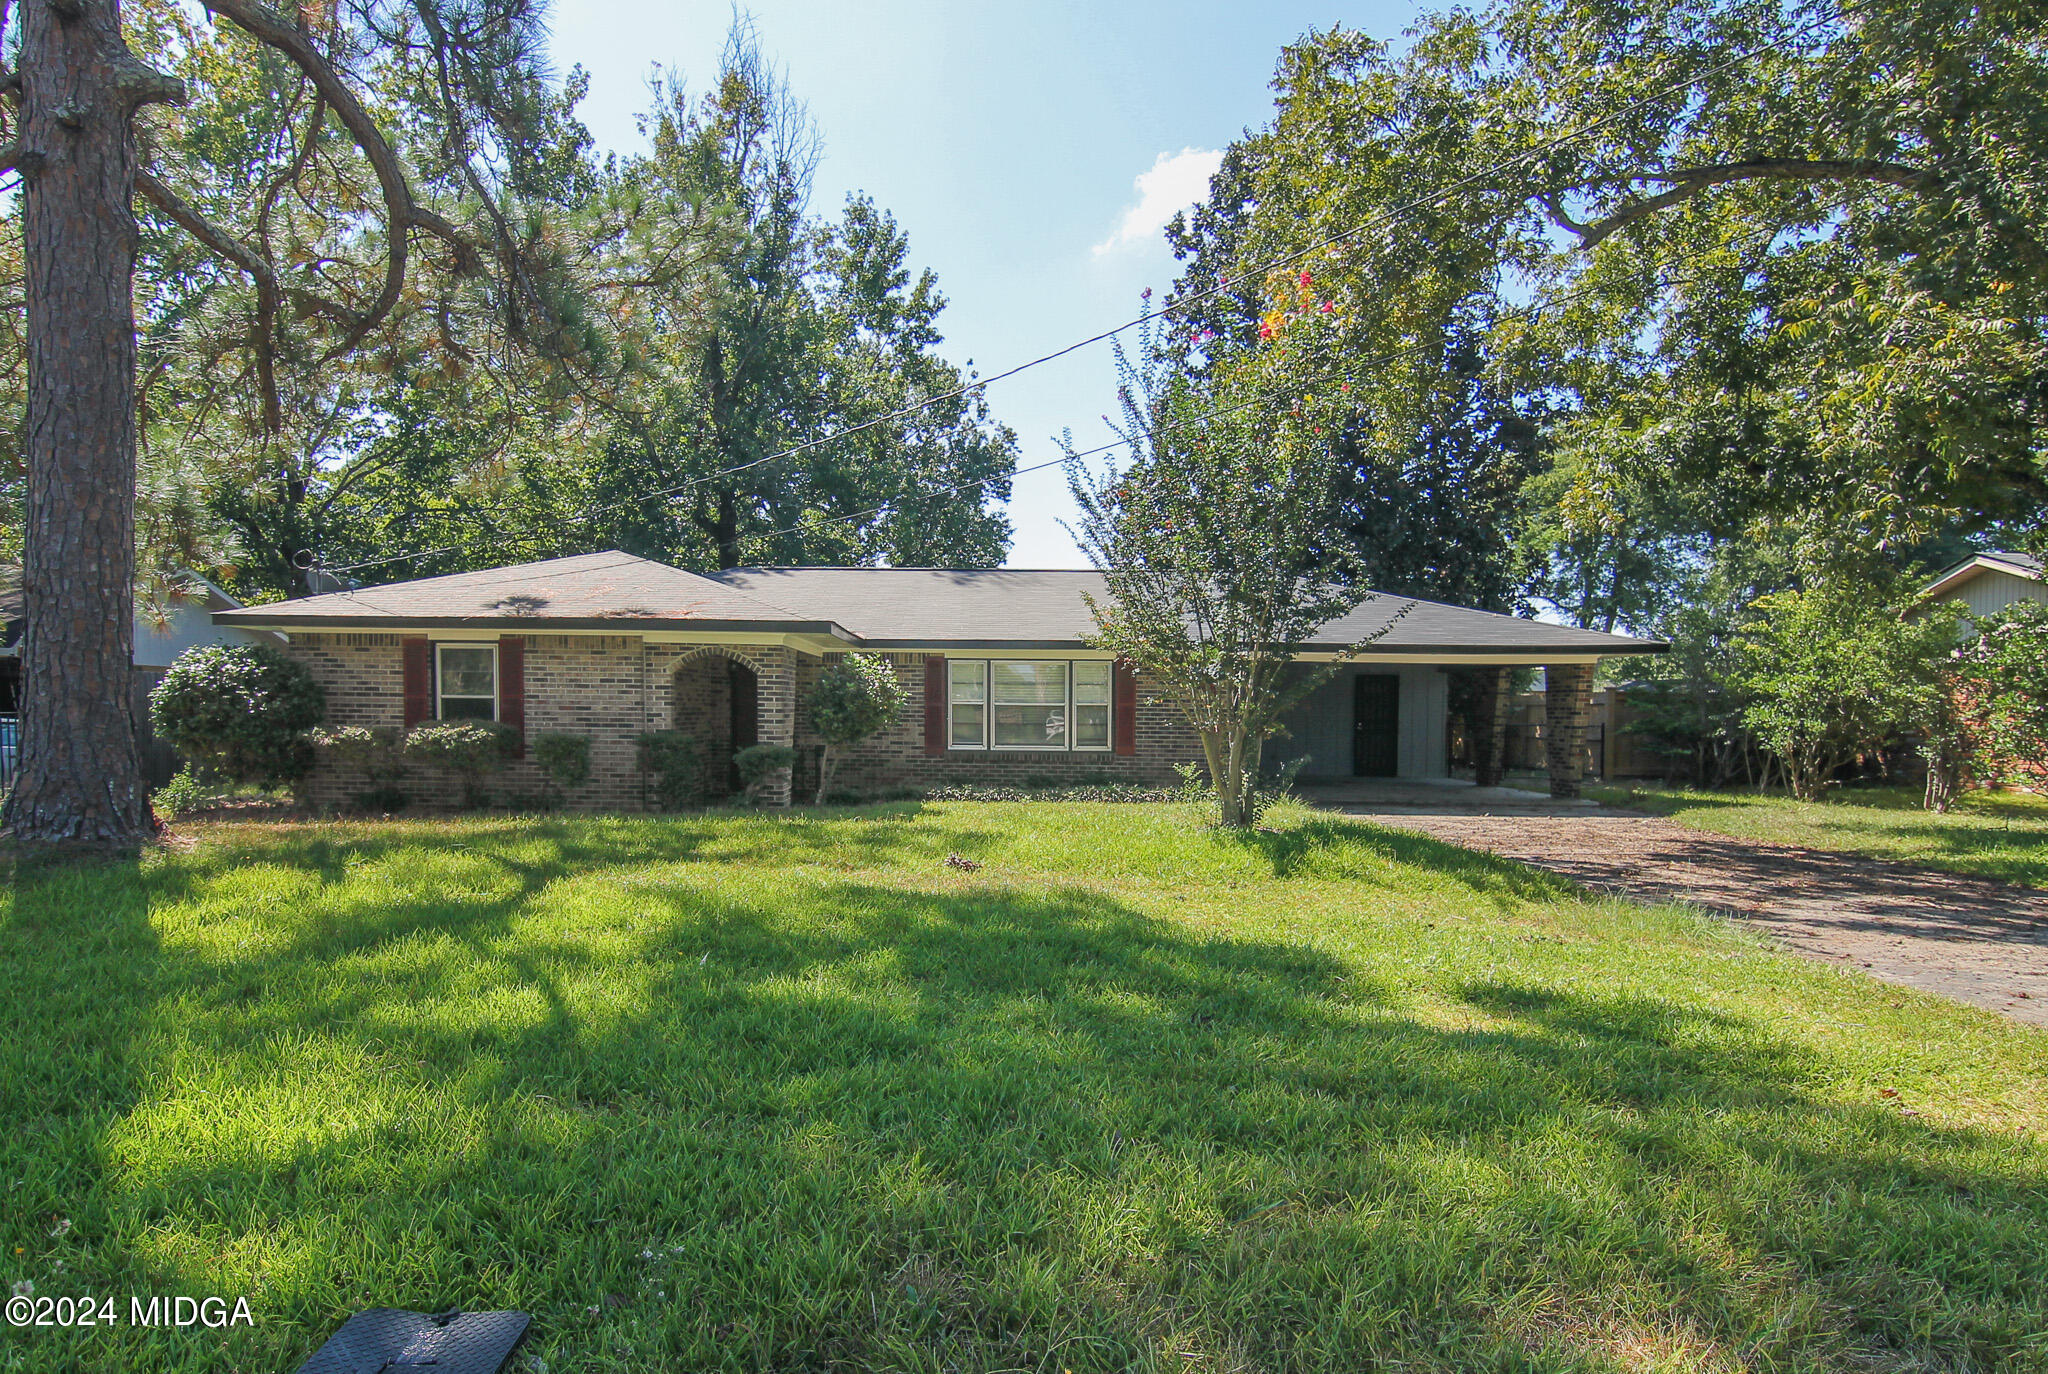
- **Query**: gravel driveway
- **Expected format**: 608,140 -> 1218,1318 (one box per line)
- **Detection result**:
1344,810 -> 2048,1027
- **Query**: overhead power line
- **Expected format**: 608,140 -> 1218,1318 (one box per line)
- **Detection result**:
316,207 -> 1816,584
316,7 -> 1856,580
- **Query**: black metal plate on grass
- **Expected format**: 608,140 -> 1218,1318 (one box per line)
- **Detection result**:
295,1307 -> 532,1374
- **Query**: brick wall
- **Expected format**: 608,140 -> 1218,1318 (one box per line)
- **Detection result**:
287,636 -> 1205,810
667,651 -> 735,799
293,633 -> 651,812
645,644 -> 799,805
814,652 -> 1200,793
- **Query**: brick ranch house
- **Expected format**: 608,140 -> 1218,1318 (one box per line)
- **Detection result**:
214,551 -> 1663,808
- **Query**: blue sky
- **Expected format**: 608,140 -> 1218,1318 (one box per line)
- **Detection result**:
549,0 -> 1420,568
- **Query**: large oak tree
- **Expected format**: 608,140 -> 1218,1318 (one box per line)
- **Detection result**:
1167,0 -> 2048,594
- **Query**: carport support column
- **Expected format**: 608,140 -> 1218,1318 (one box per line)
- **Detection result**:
1472,667 -> 1512,788
756,648 -> 798,806
1544,663 -> 1595,799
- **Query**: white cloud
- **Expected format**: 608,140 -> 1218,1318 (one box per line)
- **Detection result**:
1092,147 -> 1224,257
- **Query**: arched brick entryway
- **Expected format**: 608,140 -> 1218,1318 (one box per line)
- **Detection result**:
671,648 -> 763,800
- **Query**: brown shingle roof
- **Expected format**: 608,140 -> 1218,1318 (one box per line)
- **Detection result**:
711,566 -> 1662,653
213,552 -> 847,635
218,552 -> 1664,655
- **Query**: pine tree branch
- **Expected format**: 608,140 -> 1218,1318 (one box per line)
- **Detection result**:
202,0 -> 480,359
108,52 -> 185,109
135,169 -> 284,433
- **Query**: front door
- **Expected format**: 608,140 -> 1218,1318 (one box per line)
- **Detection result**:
727,660 -> 759,791
1352,674 -> 1400,777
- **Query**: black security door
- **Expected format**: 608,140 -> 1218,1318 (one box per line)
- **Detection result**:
1352,674 -> 1400,777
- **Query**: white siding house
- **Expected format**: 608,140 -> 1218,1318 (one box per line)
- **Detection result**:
1913,552 -> 2043,622
1,571 -> 281,784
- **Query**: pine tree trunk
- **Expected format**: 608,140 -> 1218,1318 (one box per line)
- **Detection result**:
2,0 -> 154,849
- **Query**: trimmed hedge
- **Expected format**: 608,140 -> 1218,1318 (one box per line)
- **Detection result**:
533,732 -> 592,794
149,643 -> 326,786
636,731 -> 701,810
734,743 -> 796,804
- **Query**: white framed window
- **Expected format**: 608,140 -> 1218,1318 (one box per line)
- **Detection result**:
949,660 -> 987,749
948,660 -> 1113,752
436,643 -> 498,721
1073,660 -> 1111,750
993,660 -> 1068,749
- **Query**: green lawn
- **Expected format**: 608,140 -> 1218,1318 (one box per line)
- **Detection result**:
3,803 -> 2046,1373
1586,784 -> 2048,887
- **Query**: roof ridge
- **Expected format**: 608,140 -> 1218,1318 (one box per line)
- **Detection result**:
718,565 -> 1104,573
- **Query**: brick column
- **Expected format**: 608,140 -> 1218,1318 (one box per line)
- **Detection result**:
1471,667 -> 1512,788
1544,663 -> 1595,799
754,647 -> 798,807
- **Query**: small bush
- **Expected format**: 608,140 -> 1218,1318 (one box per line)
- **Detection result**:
149,643 -> 326,786
308,724 -> 407,775
924,780 -> 1186,804
308,725 -> 412,812
533,732 -> 592,797
152,768 -> 209,822
734,743 -> 796,804
637,731 -> 701,810
403,720 -> 515,808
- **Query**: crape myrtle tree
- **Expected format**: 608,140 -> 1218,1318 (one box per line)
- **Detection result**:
804,652 -> 904,805
1728,581 -> 1962,801
1067,305 -> 1403,829
1936,600 -> 2048,807
3,0 -> 588,849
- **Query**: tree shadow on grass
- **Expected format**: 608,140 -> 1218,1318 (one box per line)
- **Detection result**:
179,806 -> 1007,885
1219,814 -> 1575,905
0,853 -> 182,1369
6,826 -> 2047,1372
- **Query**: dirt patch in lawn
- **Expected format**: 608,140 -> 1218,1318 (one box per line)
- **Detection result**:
1344,811 -> 2048,1028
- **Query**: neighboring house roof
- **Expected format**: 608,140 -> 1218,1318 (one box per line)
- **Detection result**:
218,551 -> 1666,656
212,551 -> 849,636
1,565 -> 265,661
1917,550 -> 2043,603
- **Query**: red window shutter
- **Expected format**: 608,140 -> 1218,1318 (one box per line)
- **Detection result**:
401,637 -> 432,730
923,656 -> 947,755
499,635 -> 526,758
1113,658 -> 1137,755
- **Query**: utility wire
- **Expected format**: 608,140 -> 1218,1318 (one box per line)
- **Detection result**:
315,5 -> 1855,581
315,208 -> 1814,587
720,226 -> 1822,555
